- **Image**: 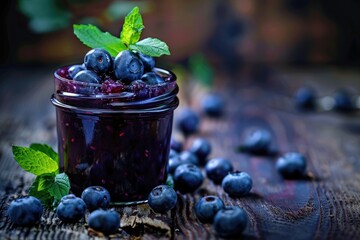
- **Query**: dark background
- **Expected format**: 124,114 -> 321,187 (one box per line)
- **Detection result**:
1,0 -> 360,70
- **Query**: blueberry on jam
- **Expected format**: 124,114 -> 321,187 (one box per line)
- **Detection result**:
141,71 -> 164,85
114,50 -> 144,83
68,64 -> 86,79
138,52 -> 155,72
84,48 -> 113,75
73,70 -> 101,84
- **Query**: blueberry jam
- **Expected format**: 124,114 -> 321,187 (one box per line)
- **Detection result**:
51,66 -> 178,204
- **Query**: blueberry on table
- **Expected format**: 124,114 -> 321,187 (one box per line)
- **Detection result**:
168,156 -> 182,175
148,185 -> 177,213
174,163 -> 204,194
68,64 -> 86,79
201,93 -> 225,117
195,195 -> 225,223
84,48 -> 113,74
176,108 -> 200,136
170,138 -> 183,153
7,196 -> 43,226
88,209 -> 120,235
295,86 -> 316,109
73,70 -> 101,84
114,50 -> 144,83
137,52 -> 155,72
333,89 -> 354,112
189,138 -> 212,165
81,186 -> 111,212
213,206 -> 248,237
222,171 -> 253,197
205,158 -> 234,184
276,152 -> 307,178
141,71 -> 164,85
241,129 -> 272,154
56,194 -> 86,223
169,149 -> 179,159
179,150 -> 200,166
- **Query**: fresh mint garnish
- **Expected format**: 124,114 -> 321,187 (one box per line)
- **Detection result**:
120,6 -> 144,46
73,6 -> 170,57
12,144 -> 70,209
74,24 -> 126,57
130,38 -> 170,57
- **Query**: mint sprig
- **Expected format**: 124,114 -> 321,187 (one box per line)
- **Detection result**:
12,145 -> 70,209
73,6 -> 170,57
74,24 -> 126,56
120,6 -> 144,46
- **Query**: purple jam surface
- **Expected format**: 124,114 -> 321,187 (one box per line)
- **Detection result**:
52,66 -> 179,203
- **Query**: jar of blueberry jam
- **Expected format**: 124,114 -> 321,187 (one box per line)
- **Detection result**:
51,65 -> 178,204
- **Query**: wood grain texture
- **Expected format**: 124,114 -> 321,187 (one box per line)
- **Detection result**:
1,67 -> 360,239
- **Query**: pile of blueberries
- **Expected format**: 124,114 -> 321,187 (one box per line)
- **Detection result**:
7,186 -> 120,235
295,86 -> 358,112
63,48 -> 167,94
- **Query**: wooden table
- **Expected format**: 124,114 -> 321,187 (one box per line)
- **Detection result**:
1,65 -> 360,239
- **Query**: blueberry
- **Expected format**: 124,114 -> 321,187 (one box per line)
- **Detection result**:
241,129 -> 271,154
114,50 -> 144,83
333,89 -> 354,112
213,206 -> 248,237
56,194 -> 86,223
88,209 -> 120,235
84,48 -> 113,74
170,138 -> 183,153
222,171 -> 253,197
174,163 -> 204,194
68,64 -> 85,79
168,156 -> 182,175
205,158 -> 234,184
169,149 -> 179,159
201,93 -> 224,117
7,196 -> 43,226
81,186 -> 111,212
138,53 -> 155,71
195,195 -> 225,223
141,71 -> 164,85
189,138 -> 212,165
276,152 -> 307,178
148,185 -> 177,213
176,108 -> 200,136
295,86 -> 316,109
179,150 -> 199,166
73,70 -> 101,84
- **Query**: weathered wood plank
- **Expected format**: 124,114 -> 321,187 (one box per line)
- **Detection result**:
1,67 -> 360,239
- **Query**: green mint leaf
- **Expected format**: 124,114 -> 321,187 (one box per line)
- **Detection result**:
120,6 -> 144,46
47,173 -> 70,202
129,38 -> 170,57
12,146 -> 59,176
30,143 -> 59,165
37,173 -> 56,191
73,24 -> 126,57
29,176 -> 54,208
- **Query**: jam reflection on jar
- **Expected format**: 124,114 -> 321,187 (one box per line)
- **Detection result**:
52,66 -> 179,204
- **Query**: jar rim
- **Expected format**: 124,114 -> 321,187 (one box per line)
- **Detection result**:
54,66 -> 177,100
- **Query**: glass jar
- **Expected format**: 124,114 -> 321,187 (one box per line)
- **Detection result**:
51,67 -> 179,204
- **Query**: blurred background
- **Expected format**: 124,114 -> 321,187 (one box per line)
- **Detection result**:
2,0 -> 360,70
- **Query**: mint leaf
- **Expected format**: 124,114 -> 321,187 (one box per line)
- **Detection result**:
48,173 -> 70,202
37,173 -> 56,191
129,38 -> 170,57
120,6 -> 144,46
73,24 -> 126,57
29,176 -> 54,208
30,143 -> 58,165
12,146 -> 58,176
